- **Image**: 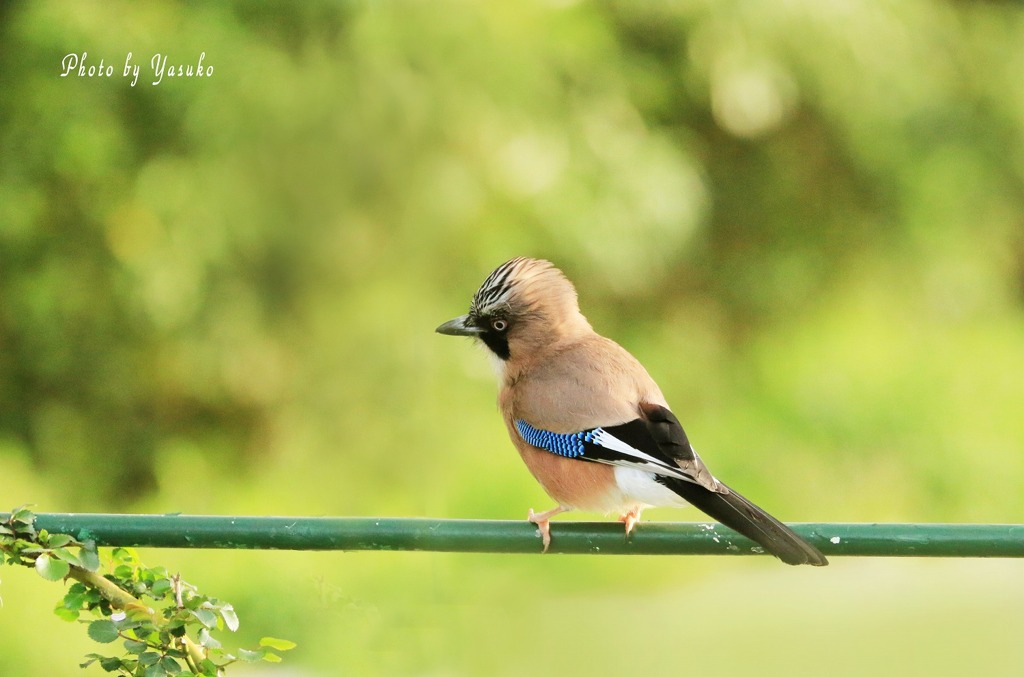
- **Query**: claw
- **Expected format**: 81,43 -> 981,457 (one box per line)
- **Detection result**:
618,508 -> 642,537
527,505 -> 568,553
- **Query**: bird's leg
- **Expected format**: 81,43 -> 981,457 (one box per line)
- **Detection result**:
618,507 -> 643,537
528,506 -> 568,553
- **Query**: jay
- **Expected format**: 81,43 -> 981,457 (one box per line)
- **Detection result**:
437,257 -> 827,566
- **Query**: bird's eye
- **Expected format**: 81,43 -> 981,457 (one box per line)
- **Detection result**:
491,318 -> 508,332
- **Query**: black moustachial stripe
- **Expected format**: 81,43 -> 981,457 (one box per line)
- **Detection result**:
479,330 -> 510,360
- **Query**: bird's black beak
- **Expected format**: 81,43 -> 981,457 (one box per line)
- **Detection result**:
435,314 -> 481,337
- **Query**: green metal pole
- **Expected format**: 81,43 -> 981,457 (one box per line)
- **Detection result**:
5,513 -> 1023,558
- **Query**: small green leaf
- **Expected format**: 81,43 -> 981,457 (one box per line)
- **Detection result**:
117,620 -> 143,633
150,578 -> 173,597
124,639 -> 148,654
87,619 -> 120,643
62,590 -> 86,609
138,651 -> 160,666
148,565 -> 171,580
110,547 -> 135,562
160,656 -> 183,675
45,533 -> 74,549
183,595 -> 204,610
12,505 -> 35,522
54,606 -> 80,622
237,647 -> 266,662
99,656 -> 125,672
83,588 -> 102,605
133,625 -> 157,641
35,553 -> 71,581
219,604 -> 239,632
262,652 -> 283,663
191,608 -> 218,628
79,546 -> 101,572
144,663 -> 168,677
197,628 -> 221,649
199,659 -> 219,676
259,636 -> 297,651
52,547 -> 83,567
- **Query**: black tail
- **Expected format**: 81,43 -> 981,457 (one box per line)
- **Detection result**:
665,478 -> 828,566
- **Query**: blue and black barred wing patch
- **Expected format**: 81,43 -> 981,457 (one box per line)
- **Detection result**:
515,416 -> 705,485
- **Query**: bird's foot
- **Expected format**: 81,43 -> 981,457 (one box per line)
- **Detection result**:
618,508 -> 642,537
528,506 -> 567,553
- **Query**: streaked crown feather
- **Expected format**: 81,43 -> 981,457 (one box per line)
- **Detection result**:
470,257 -> 578,320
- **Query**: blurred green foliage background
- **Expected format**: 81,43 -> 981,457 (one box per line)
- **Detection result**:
2,1 -> 1024,675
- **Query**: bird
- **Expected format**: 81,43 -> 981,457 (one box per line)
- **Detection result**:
436,257 -> 827,566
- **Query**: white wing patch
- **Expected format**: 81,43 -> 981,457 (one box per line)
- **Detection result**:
590,428 -> 705,485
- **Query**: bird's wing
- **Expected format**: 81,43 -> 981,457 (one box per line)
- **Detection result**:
515,403 -> 829,565
514,401 -> 725,494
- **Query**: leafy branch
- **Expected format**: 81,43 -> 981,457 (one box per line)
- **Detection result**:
0,506 -> 294,675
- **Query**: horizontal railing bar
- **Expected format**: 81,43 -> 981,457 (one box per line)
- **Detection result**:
4,513 -> 1023,558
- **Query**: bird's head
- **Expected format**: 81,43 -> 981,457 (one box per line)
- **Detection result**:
436,257 -> 592,361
